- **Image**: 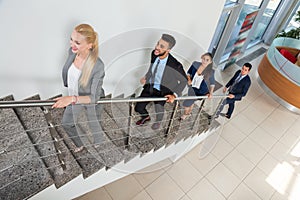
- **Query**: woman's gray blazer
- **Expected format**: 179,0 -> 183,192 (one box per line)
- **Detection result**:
62,48 -> 105,103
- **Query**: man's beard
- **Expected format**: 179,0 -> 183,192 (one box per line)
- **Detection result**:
156,50 -> 167,57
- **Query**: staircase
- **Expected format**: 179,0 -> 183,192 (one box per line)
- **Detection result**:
0,93 -> 223,200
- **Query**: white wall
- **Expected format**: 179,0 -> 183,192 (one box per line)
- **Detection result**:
0,0 -> 224,100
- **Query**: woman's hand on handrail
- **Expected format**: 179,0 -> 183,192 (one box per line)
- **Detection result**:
52,96 -> 73,108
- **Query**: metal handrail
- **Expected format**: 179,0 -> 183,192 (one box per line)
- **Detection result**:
0,95 -> 227,108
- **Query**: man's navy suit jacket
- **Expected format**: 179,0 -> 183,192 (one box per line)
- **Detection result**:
226,70 -> 251,101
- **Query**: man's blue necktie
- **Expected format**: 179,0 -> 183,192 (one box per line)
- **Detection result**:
150,59 -> 160,93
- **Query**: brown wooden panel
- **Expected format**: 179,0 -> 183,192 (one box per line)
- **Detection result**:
258,54 -> 300,109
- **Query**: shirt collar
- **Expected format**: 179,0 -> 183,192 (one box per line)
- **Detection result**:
156,55 -> 168,64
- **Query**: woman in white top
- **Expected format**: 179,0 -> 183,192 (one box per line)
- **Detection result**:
52,24 -> 105,153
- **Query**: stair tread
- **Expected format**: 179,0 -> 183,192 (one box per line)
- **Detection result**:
0,95 -> 53,200
71,104 -> 125,168
0,93 -> 221,199
101,108 -> 126,148
102,103 -> 140,163
48,106 -> 105,179
14,95 -> 81,188
43,109 -> 82,188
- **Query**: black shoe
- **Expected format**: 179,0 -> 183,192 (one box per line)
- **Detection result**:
151,122 -> 161,130
208,115 -> 212,125
136,116 -> 151,125
220,113 -> 230,119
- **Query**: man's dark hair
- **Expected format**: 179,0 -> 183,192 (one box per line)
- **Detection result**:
244,62 -> 252,70
161,34 -> 176,49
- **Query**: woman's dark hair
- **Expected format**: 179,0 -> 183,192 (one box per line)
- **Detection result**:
201,52 -> 213,60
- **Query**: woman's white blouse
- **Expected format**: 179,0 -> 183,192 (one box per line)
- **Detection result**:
67,63 -> 82,96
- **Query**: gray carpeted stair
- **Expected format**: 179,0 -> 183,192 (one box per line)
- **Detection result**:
101,94 -> 128,148
164,100 -> 212,146
112,99 -> 176,154
0,95 -> 53,200
46,101 -> 105,179
101,108 -> 137,164
14,94 -> 82,188
0,93 -> 220,200
102,94 -> 140,162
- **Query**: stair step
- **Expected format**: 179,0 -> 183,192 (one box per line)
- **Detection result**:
129,102 -> 168,154
99,94 -> 113,116
94,141 -> 125,169
72,104 -> 125,168
158,102 -> 181,148
194,111 -> 211,137
101,108 -> 126,148
123,149 -> 139,163
173,116 -> 198,144
47,103 -> 105,179
0,92 -> 222,199
108,102 -> 147,152
208,119 -> 221,132
166,102 -> 211,145
43,111 -> 82,188
102,94 -> 139,163
0,95 -> 53,200
13,95 -> 82,188
101,109 -> 139,163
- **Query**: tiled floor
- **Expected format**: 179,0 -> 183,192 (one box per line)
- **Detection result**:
75,47 -> 300,200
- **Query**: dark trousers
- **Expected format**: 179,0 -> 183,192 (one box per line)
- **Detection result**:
135,86 -> 166,122
216,98 -> 236,118
182,86 -> 207,107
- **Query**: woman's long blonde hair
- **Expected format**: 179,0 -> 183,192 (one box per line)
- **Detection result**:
75,24 -> 99,87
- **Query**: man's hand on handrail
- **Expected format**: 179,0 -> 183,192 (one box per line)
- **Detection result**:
140,76 -> 146,85
165,94 -> 176,103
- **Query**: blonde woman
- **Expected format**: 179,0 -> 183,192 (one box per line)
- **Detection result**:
52,24 -> 105,152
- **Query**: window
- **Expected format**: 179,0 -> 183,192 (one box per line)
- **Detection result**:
285,6 -> 300,32
221,0 -> 263,62
250,0 -> 282,45
225,0 -> 238,6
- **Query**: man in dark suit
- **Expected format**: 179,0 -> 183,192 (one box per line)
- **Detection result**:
216,63 -> 252,119
135,34 -> 187,130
